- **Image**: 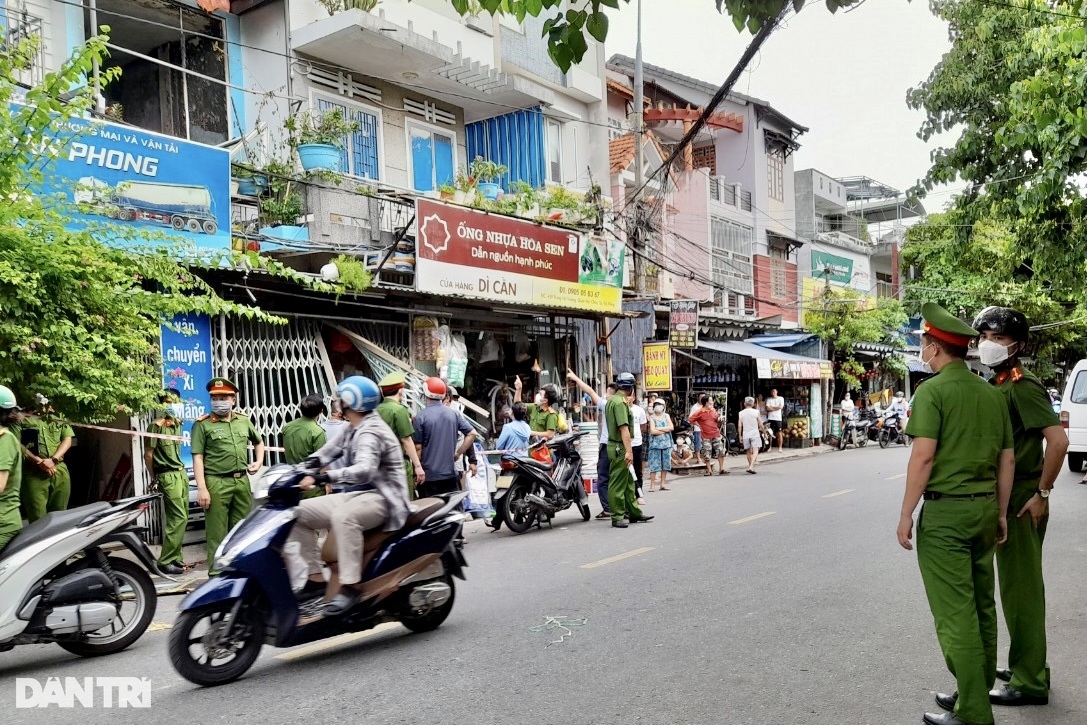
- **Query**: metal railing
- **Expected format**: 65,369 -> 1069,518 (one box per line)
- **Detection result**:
4,13 -> 45,87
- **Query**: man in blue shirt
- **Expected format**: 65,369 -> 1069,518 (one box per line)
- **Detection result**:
412,377 -> 475,498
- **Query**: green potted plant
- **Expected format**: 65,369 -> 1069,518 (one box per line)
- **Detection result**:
542,185 -> 585,223
285,107 -> 360,173
232,164 -> 268,197
508,180 -> 540,218
438,183 -> 456,202
258,163 -> 308,242
469,156 -> 508,201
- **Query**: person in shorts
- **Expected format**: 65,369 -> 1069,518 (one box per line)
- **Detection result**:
689,397 -> 727,476
765,388 -> 785,453
738,396 -> 766,474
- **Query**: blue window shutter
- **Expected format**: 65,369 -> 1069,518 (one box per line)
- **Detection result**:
434,134 -> 454,187
355,110 -> 379,179
411,130 -> 435,191
465,107 -> 546,188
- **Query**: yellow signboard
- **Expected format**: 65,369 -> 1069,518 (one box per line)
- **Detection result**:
643,343 -> 672,391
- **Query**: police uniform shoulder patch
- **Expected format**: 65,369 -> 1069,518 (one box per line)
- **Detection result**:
0,428 -> 7,437
195,414 -> 211,422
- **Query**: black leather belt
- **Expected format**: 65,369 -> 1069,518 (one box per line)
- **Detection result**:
923,491 -> 995,501
154,467 -> 185,475
209,470 -> 249,478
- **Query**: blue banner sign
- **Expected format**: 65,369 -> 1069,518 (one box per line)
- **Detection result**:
23,104 -> 231,250
160,314 -> 215,467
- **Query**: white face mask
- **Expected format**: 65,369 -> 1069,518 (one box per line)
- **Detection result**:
653,405 -> 664,414
977,339 -> 1013,367
919,343 -> 937,374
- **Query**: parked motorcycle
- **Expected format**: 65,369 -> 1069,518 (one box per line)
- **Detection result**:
0,495 -> 162,657
838,413 -> 872,450
169,464 -> 467,687
878,412 -> 911,448
490,432 -> 591,534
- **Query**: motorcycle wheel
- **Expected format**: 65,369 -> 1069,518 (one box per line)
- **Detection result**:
575,498 -> 591,521
501,481 -> 538,534
169,600 -> 263,687
838,433 -> 848,450
859,435 -> 868,448
56,557 -> 157,657
401,574 -> 456,633
879,430 -> 890,449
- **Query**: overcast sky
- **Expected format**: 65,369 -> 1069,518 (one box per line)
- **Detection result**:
607,0 -> 961,210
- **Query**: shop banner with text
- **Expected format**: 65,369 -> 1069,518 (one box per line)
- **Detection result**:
811,250 -> 854,285
160,314 -> 214,467
642,343 -> 672,391
668,300 -> 699,348
414,199 -> 623,314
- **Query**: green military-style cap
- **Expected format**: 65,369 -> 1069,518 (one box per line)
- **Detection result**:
207,377 -> 239,395
918,301 -> 979,347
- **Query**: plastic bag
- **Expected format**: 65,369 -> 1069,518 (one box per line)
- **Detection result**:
463,443 -> 494,517
479,333 -> 501,364
437,326 -> 468,387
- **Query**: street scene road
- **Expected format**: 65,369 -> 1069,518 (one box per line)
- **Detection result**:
4,446 -> 1084,725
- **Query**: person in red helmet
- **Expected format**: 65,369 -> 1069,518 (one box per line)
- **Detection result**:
412,377 -> 475,498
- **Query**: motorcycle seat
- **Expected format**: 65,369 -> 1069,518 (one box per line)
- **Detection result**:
0,502 -> 113,560
321,497 -> 447,565
507,455 -> 551,471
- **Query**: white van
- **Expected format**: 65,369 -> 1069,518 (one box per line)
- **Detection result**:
1059,359 -> 1087,472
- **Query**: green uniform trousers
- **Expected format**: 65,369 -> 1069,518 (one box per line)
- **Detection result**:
155,470 -> 189,567
204,473 -> 253,574
917,497 -> 999,725
606,443 -> 642,525
21,464 -> 71,523
996,483 -> 1050,697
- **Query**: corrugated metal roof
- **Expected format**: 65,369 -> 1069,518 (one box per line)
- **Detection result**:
747,333 -> 817,349
698,339 -> 829,364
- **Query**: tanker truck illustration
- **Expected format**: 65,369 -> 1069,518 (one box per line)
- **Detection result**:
75,177 -> 218,235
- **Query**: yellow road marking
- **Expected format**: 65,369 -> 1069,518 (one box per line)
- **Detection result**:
822,489 -> 855,498
580,547 -> 656,570
727,511 -> 776,525
885,473 -> 907,481
275,621 -> 402,662
147,621 -> 173,631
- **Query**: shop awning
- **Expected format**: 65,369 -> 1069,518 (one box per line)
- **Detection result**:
746,333 -> 818,350
698,339 -> 832,380
672,347 -> 711,366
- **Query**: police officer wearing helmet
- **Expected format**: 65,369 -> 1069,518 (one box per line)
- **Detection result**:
972,306 -> 1066,707
290,376 -> 411,615
192,377 -> 266,574
897,302 -> 1015,725
0,386 -> 24,550
605,372 -> 653,528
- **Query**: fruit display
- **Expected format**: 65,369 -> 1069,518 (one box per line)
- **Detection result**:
786,416 -> 810,440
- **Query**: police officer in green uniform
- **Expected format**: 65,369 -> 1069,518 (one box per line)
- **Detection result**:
144,388 -> 188,575
606,373 -> 653,529
0,386 -> 24,550
972,306 -> 1066,708
192,377 -> 265,574
897,303 -> 1015,725
281,394 -> 328,499
513,376 -> 558,441
19,394 -> 74,523
376,372 -> 424,499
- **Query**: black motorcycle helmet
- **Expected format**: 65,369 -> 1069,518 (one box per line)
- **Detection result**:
972,306 -> 1030,344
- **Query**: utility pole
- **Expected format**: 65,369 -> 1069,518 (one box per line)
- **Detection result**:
632,0 -> 647,296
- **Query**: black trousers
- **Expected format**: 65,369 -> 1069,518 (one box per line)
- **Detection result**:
418,477 -> 460,499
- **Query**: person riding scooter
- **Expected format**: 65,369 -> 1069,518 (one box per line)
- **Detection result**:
289,376 -> 411,616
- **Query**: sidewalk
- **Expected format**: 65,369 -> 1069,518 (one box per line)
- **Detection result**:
674,442 -> 833,476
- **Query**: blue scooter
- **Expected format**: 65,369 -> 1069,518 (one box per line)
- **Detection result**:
168,464 -> 468,687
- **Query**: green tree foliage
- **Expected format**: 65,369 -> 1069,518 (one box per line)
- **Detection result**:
806,287 -> 908,411
0,35 -> 327,421
908,0 -> 1087,292
901,213 -> 1086,379
437,0 -> 863,71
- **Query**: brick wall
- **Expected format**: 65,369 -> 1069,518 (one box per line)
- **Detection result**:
753,254 -> 798,323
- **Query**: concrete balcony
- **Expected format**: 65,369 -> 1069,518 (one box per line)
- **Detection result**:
291,7 -> 554,123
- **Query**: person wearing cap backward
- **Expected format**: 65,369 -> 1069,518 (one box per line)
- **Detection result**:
192,377 -> 265,574
897,302 -> 1015,725
971,306 -> 1066,709
412,377 -> 475,498
19,393 -> 74,523
281,394 -> 329,499
0,385 -> 24,550
375,372 -> 424,500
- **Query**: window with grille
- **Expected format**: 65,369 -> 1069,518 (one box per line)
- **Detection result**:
315,95 -> 381,180
710,217 -> 753,296
770,258 -> 787,299
767,150 -> 784,201
692,144 -> 715,172
740,190 -> 752,211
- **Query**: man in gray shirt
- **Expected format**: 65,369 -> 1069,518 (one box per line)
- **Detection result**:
413,377 -> 475,497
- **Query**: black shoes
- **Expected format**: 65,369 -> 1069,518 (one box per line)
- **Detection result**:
934,692 -> 958,712
922,712 -> 972,725
995,668 -> 1012,683
611,520 -> 629,528
628,515 -> 655,523
159,562 -> 184,576
989,684 -> 1048,706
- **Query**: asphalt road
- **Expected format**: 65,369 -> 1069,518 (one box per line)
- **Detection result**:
3,445 -> 1085,725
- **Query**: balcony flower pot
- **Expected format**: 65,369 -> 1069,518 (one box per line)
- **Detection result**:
235,175 -> 267,196
297,143 -> 342,173
260,224 -> 309,242
478,182 -> 501,201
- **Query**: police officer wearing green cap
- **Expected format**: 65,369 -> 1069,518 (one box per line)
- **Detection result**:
19,394 -> 74,523
192,377 -> 265,574
972,306 -> 1065,708
376,372 -> 424,499
897,302 -> 1014,725
145,388 -> 188,575
0,385 -> 24,550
